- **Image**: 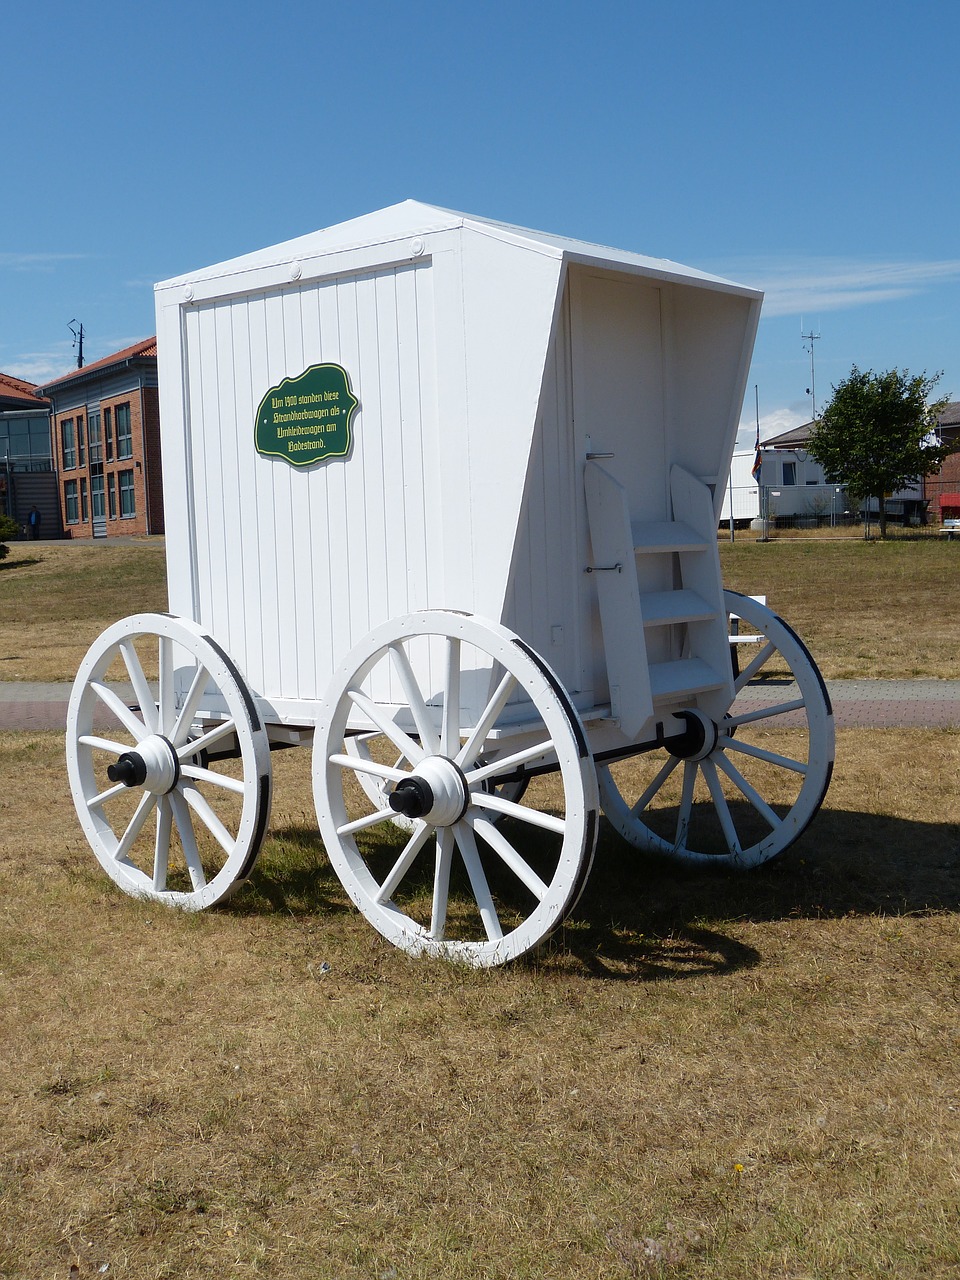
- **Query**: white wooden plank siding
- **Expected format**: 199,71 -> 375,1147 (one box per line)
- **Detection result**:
180,260 -> 439,708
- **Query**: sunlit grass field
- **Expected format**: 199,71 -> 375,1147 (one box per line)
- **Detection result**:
1,533 -> 958,682
1,535 -> 959,1276
2,728 -> 960,1278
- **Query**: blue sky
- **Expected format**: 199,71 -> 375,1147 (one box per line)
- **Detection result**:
3,0 -> 958,444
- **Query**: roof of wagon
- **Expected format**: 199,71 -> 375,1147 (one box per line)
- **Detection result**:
155,200 -> 761,298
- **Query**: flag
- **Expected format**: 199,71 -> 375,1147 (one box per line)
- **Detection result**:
751,427 -> 762,482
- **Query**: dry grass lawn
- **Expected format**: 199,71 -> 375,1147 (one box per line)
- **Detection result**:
0,542 -> 166,682
1,534 -> 959,683
719,537 -> 960,679
2,729 -> 960,1279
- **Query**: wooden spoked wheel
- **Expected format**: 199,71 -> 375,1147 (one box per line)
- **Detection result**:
313,611 -> 598,967
66,614 -> 272,909
598,591 -> 834,868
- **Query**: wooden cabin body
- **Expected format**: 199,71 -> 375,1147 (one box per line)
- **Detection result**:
155,202 -> 761,742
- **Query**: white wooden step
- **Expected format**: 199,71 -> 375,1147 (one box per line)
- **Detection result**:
648,658 -> 726,702
632,520 -> 707,554
639,588 -> 716,628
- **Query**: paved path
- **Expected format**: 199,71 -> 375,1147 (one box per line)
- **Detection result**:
2,679 -> 959,732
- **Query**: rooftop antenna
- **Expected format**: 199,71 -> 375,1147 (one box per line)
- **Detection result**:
68,319 -> 85,369
801,319 -> 820,421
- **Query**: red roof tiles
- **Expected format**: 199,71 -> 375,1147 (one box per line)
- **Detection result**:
38,337 -> 157,393
0,372 -> 49,407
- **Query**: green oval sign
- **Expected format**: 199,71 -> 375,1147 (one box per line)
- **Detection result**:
255,363 -> 359,467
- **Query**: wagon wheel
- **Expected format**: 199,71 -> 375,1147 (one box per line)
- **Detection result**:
598,591 -> 834,868
66,614 -> 272,909
313,611 -> 598,967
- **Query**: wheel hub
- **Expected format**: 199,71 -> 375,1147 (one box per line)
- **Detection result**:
107,734 -> 180,795
388,756 -> 469,826
664,709 -> 720,761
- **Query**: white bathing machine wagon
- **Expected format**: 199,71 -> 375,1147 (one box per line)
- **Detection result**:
66,202 -> 835,966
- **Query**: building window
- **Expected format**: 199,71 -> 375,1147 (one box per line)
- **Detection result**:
108,472 -> 117,518
116,404 -> 132,459
80,477 -> 88,521
104,406 -> 113,462
91,473 -> 105,521
65,479 -> 79,524
782,461 -> 797,486
77,415 -> 86,468
89,410 -> 102,465
119,469 -> 136,517
61,419 -> 76,470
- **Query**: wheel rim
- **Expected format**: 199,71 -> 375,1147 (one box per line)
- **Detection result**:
313,611 -> 598,967
598,591 -> 834,868
66,613 -> 272,909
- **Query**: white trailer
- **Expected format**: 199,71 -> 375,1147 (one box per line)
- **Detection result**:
66,202 -> 834,966
719,449 -> 761,523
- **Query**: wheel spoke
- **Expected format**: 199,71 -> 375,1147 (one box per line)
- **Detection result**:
374,822 -> 432,904
179,764 -> 247,794
430,827 -> 454,939
472,816 -> 548,901
153,795 -> 173,890
388,644 -> 441,755
455,822 -> 503,943
170,791 -> 207,890
441,637 -> 461,756
724,697 -> 805,728
181,783 -> 236,855
725,736 -> 808,775
158,635 -> 176,734
90,681 -> 149,741
700,758 -> 742,857
734,639 -> 777,691
118,639 -> 158,733
469,791 -> 565,835
336,806 -> 397,837
346,687 -> 426,765
177,719 -> 238,759
114,791 -> 157,863
87,780 -> 137,811
675,760 -> 697,848
455,670 -> 517,769
714,751 -> 783,830
170,664 -> 210,747
79,733 -> 131,755
464,738 -> 555,786
328,753 -> 409,784
628,753 -> 682,818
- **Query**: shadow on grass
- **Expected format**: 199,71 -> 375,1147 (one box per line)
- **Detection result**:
562,804 -> 960,977
0,556 -> 42,572
224,806 -> 960,982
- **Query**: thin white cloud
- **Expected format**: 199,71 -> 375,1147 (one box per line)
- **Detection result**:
736,406 -> 809,449
0,252 -> 89,271
7,350 -> 80,384
714,257 -> 960,317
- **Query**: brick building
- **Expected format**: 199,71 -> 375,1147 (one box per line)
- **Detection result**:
39,338 -> 164,538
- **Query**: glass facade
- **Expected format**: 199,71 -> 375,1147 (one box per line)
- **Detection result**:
0,412 -> 52,470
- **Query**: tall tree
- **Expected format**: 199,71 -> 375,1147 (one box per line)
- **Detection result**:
809,367 -> 950,538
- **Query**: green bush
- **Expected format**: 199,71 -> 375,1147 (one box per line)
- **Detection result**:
0,514 -> 20,560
